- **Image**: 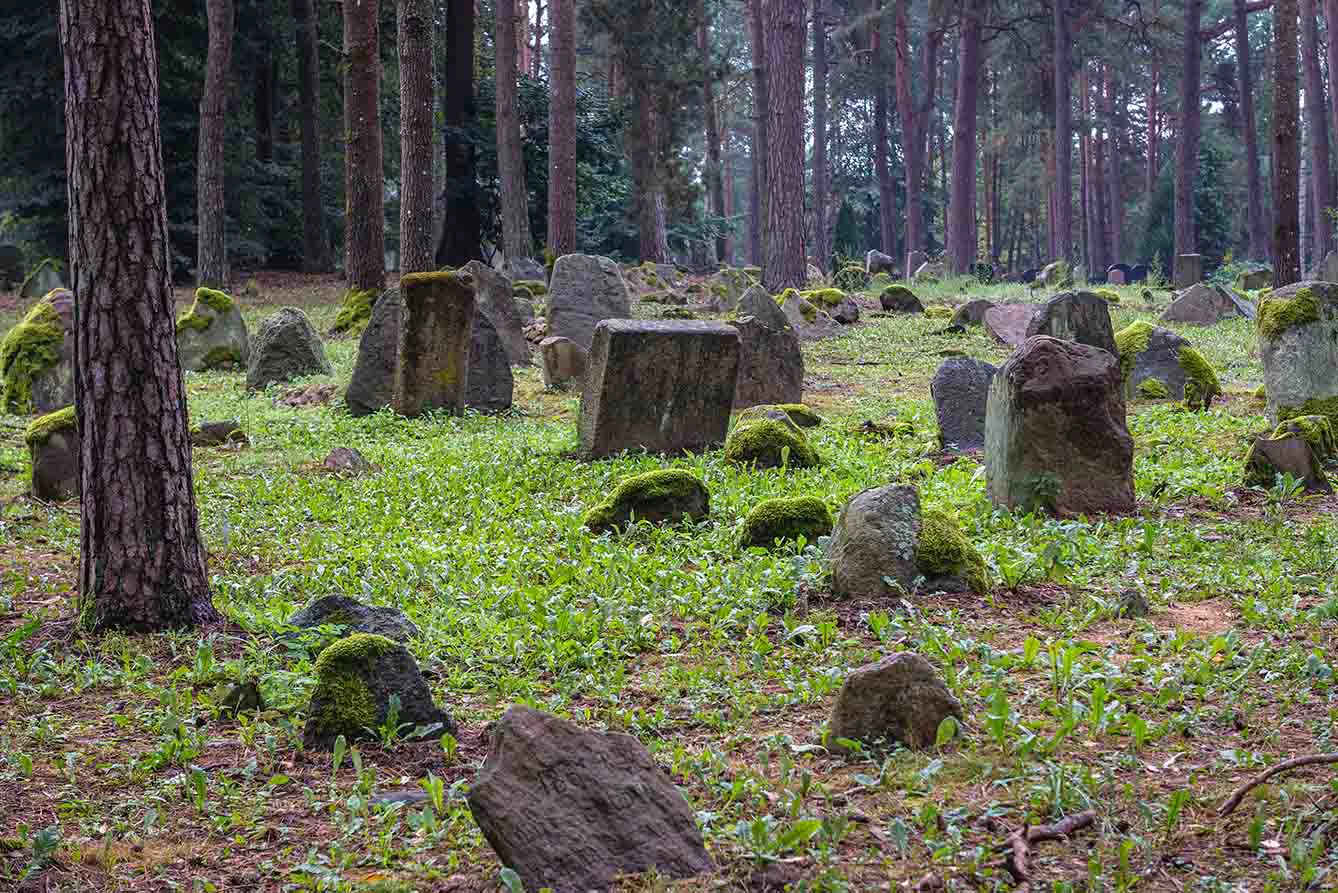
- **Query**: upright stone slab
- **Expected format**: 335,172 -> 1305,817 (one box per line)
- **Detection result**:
905,250 -> 927,281
393,271 -> 476,418
540,336 -> 587,390
461,260 -> 531,366
467,706 -> 712,893
984,304 -> 1038,347
345,290 -> 404,416
246,308 -> 331,391
579,320 -> 739,458
546,254 -> 633,352
931,357 -> 997,451
866,249 -> 896,276
1161,283 -> 1244,326
0,287 -> 74,414
465,312 -> 514,413
985,336 -> 1135,516
1025,290 -> 1117,354
1259,282 -> 1338,428
730,286 -> 803,408
1174,254 -> 1203,289
25,407 -> 78,502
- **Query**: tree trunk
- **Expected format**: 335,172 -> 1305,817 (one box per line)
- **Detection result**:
1299,0 -> 1332,261
1053,0 -> 1073,262
873,0 -> 895,261
1273,0 -> 1301,284
1105,67 -> 1123,263
1173,0 -> 1203,279
254,42 -> 275,163
1235,0 -> 1268,260
762,0 -> 806,292
546,0 -> 577,259
437,0 -> 483,267
748,0 -> 768,267
1327,0 -> 1338,246
946,0 -> 985,275
496,0 -> 533,264
1079,66 -> 1091,271
1147,0 -> 1160,203
197,0 -> 233,288
810,0 -> 829,272
60,0 -> 217,632
398,0 -> 434,274
894,0 -> 939,264
700,0 -> 727,266
343,0 -> 385,293
292,0 -> 331,272
628,83 -> 670,263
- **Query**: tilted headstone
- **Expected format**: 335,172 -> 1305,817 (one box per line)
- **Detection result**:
393,271 -> 476,418
26,408 -> 78,502
546,254 -> 633,352
461,260 -> 531,366
931,357 -> 997,451
983,304 -> 1038,347
1259,282 -> 1338,430
1161,283 -> 1244,326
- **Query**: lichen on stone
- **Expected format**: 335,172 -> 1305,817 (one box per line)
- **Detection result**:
304,632 -> 397,742
583,469 -> 708,531
1272,414 -> 1338,464
774,404 -> 822,428
1136,377 -> 1170,399
1177,345 -> 1220,410
913,509 -> 987,595
924,306 -> 954,321
723,418 -> 820,469
23,404 -> 76,446
196,287 -> 234,313
0,298 -> 65,414
1092,288 -> 1120,305
331,288 -> 379,335
1276,397 -> 1338,440
1113,320 -> 1154,385
201,345 -> 244,370
175,287 -> 235,335
740,496 -> 832,549
1258,287 -> 1320,340
800,288 -> 848,308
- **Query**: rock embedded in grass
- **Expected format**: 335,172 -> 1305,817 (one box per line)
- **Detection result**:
288,595 -> 419,643
1258,282 -> 1338,431
190,419 -> 247,447
1242,433 -> 1333,493
0,287 -> 74,415
948,298 -> 992,327
321,447 -> 372,476
723,414 -> 820,469
1025,290 -> 1117,355
25,405 -> 78,501
983,304 -> 1039,347
246,307 -> 332,391
828,653 -> 962,753
1160,283 -> 1246,326
881,285 -> 925,314
739,496 -> 833,549
931,357 -> 996,452
1114,321 -> 1221,409
176,287 -> 250,372
583,469 -> 710,533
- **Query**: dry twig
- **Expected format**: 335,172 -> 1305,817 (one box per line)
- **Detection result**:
1219,754 -> 1338,817
999,809 -> 1097,889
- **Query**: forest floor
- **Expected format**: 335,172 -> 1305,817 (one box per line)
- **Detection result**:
1,272 -> 1336,892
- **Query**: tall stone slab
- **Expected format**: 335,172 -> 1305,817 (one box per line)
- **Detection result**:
931,357 -> 997,451
461,260 -> 531,366
1174,254 -> 1203,289
1259,282 -> 1338,429
546,254 -> 633,352
730,286 -> 803,408
579,320 -> 740,458
393,271 -> 476,418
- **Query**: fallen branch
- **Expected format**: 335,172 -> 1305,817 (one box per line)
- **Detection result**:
1219,754 -> 1338,817
999,810 -> 1096,888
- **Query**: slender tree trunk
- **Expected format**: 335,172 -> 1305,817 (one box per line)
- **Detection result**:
748,0 -> 769,268
343,0 -> 385,293
1273,0 -> 1301,284
1235,0 -> 1268,260
1299,0 -> 1332,261
197,0 -> 233,288
398,0 -> 434,273
1147,0 -> 1161,203
496,0 -> 533,264
1173,0 -> 1203,280
1053,0 -> 1073,262
254,42 -> 275,163
437,0 -> 482,267
1328,0 -> 1338,240
1105,67 -> 1123,263
873,0 -> 895,260
292,0 -> 331,272
894,0 -> 938,263
762,0 -> 806,291
701,0 -> 728,266
1079,66 -> 1091,272
60,0 -> 217,632
946,0 -> 985,275
546,0 -> 577,259
810,0 -> 829,272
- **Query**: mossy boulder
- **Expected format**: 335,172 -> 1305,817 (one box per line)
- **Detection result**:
287,595 -> 420,645
736,403 -> 822,429
1243,433 -> 1333,493
1258,282 -> 1338,430
1092,288 -> 1121,305
723,416 -> 820,468
740,497 -> 832,549
301,632 -> 453,750
1114,321 -> 1220,409
777,289 -> 841,339
176,287 -> 250,372
331,288 -> 379,336
924,305 -> 954,321
247,308 -> 332,391
1,288 -> 74,415
880,285 -> 924,314
1271,415 -> 1337,464
949,299 -> 993,327
25,405 -> 78,501
801,288 -> 860,325
833,265 -> 869,292
914,509 -> 988,595
583,469 -> 710,533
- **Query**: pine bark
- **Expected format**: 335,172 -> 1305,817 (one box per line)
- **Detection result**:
946,0 -> 985,275
1052,0 -> 1073,262
60,0 -> 217,632
1328,0 -> 1338,245
628,82 -> 671,263
1298,0 -> 1332,261
1105,68 -> 1123,263
292,0 -> 331,272
496,0 -> 534,264
810,0 -> 828,271
437,0 -> 483,267
1235,0 -> 1268,260
343,0 -> 385,293
762,0 -> 806,292
398,0 -> 434,273
196,0 -> 233,288
546,0 -> 577,259
1273,0 -> 1301,284
1173,0 -> 1203,278
748,0 -> 769,267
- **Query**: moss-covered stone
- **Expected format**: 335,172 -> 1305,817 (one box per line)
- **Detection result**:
1276,397 -> 1338,440
583,469 -> 710,533
0,298 -> 65,414
201,345 -> 244,370
913,509 -> 988,595
833,266 -> 868,292
331,288 -> 379,335
1136,377 -> 1170,399
1258,286 -> 1320,340
1272,414 -> 1338,463
1113,320 -> 1153,384
924,306 -> 954,321
1177,345 -> 1220,410
176,287 -> 236,334
740,496 -> 833,549
737,403 -> 822,429
23,405 -> 76,446
1092,288 -> 1120,305
196,287 -> 234,313
304,633 -> 397,744
514,279 -> 547,297
800,288 -> 848,308
723,418 -> 820,468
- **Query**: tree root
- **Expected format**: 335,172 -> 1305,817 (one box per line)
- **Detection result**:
1219,754 -> 1338,817
998,809 -> 1096,889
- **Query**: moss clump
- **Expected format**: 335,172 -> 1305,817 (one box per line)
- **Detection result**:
201,345 -> 244,370
775,403 -> 822,428
740,497 -> 833,549
23,405 -> 76,446
856,418 -> 915,440
1258,287 -> 1321,340
1276,397 -> 1338,440
800,288 -> 847,308
660,307 -> 697,320
914,509 -> 988,594
195,287 -> 234,313
776,288 -> 819,322
175,287 -> 235,334
723,418 -> 820,469
513,279 -> 547,299
331,288 -> 379,335
305,633 -> 398,742
1113,320 -> 1154,385
1253,384 -> 1267,400
583,469 -> 709,532
1092,288 -> 1120,305
1177,346 -> 1220,410
924,306 -> 954,321
1272,415 -> 1338,464
833,266 -> 868,291
881,284 -> 917,301
0,298 -> 65,414
1136,378 -> 1170,399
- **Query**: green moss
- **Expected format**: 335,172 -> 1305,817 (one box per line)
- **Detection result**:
331,288 -> 379,334
833,266 -> 868,291
402,271 -> 469,290
23,404 -> 75,446
881,284 -> 917,302
723,418 -> 820,469
175,287 -> 235,335
583,469 -> 707,531
1113,320 -> 1154,385
201,345 -> 243,370
924,306 -> 954,320
800,288 -> 847,308
195,287 -> 234,313
740,497 -> 832,549
306,633 -> 398,741
1258,287 -> 1320,340
1092,288 -> 1120,305
1177,346 -> 1221,410
914,509 -> 988,595
1272,415 -> 1338,463
1253,384 -> 1267,400
1276,397 -> 1338,436
0,298 -> 65,414
514,279 -> 547,297
776,289 -> 819,323
660,307 -> 697,320
1136,378 -> 1170,399
775,403 -> 822,428
18,258 -> 61,297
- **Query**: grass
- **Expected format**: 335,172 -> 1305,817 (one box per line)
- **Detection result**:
1,272 -> 1336,890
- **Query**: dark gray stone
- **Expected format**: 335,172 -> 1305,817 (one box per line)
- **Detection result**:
1259,282 -> 1338,425
345,290 -> 403,417
30,427 -> 78,502
737,285 -> 789,329
1244,434 -> 1333,493
950,299 -> 993,327
546,254 -> 633,352
246,308 -> 332,391
462,260 -> 531,366
880,285 -> 925,314
504,256 -> 546,282
578,320 -> 739,458
827,485 -> 922,600
321,447 -> 372,475
983,304 -> 1038,347
190,420 -> 247,447
931,357 -> 996,451
288,595 -> 420,642
1160,283 -> 1242,326
1122,325 -> 1197,402
729,314 -> 804,409
465,312 -> 514,413
177,294 -> 250,373
394,271 -> 475,417
467,706 -> 713,893
1025,291 -> 1117,355
1174,253 -> 1203,289
866,249 -> 896,276
829,653 -> 962,752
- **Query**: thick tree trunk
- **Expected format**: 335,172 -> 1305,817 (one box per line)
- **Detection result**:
546,0 -> 577,259
873,0 -> 895,261
1235,0 -> 1268,260
1328,0 -> 1338,241
1147,0 -> 1160,203
197,0 -> 233,288
343,0 -> 385,293
496,0 -> 533,264
292,0 -> 331,272
1173,0 -> 1203,279
1273,0 -> 1301,284
437,0 -> 482,267
628,81 -> 670,263
946,0 -> 985,275
748,0 -> 768,267
1299,0 -> 1332,261
60,0 -> 217,632
1079,67 -> 1091,271
810,0 -> 829,272
1052,0 -> 1073,262
398,0 -> 434,274
762,0 -> 806,292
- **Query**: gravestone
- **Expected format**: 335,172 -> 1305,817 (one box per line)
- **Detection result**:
540,336 -> 587,390
461,260 -> 531,366
828,653 -> 963,753
393,271 -> 476,417
931,357 -> 997,451
1129,264 -> 1150,284
1117,322 -> 1219,405
546,254 -> 633,352
176,288 -> 250,372
0,287 -> 75,414
985,336 -> 1135,516
730,288 -> 803,408
26,409 -> 78,502
578,320 -> 739,458
504,256 -> 546,283
1161,283 -> 1244,326
1174,253 -> 1203,289
950,299 -> 994,327
1243,433 -> 1332,493
1237,268 -> 1273,291
465,313 -> 514,413
881,285 -> 925,314
866,249 -> 896,277
1107,263 -> 1132,285
1259,282 -> 1338,430
246,308 -> 332,391
1025,290 -> 1117,354
906,250 -> 927,281
983,304 -> 1038,347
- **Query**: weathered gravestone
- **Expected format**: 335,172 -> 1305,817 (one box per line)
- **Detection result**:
546,254 -> 633,352
866,249 -> 897,277
461,260 -> 531,366
0,287 -> 74,414
1107,263 -> 1132,285
1114,321 -> 1220,408
579,320 -> 740,458
985,336 -> 1135,516
25,407 -> 78,502
176,287 -> 250,372
1174,253 -> 1203,289
393,271 -> 476,417
983,304 -> 1038,347
828,653 -> 963,753
1258,282 -> 1338,430
1243,433 -> 1332,493
540,336 -> 587,390
467,706 -> 713,893
729,286 -> 803,408
1025,290 -> 1117,355
1160,283 -> 1244,326
465,313 -> 514,413
1237,268 -> 1273,291
950,299 -> 994,327
246,308 -> 332,391
931,357 -> 997,451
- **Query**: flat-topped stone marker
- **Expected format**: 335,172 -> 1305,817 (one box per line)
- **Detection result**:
393,271 -> 476,418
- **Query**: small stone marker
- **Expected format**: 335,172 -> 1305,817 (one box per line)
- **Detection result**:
1174,253 -> 1203,289
393,271 -> 476,418
866,249 -> 896,276
540,336 -> 587,390
950,299 -> 993,327
1160,283 -> 1244,326
321,447 -> 372,475
931,357 -> 996,451
983,304 -> 1038,347
467,705 -> 713,893
176,287 -> 250,372
288,594 -> 419,642
829,653 -> 963,753
578,320 -> 739,458
1243,433 -> 1333,493
26,407 -> 78,502
1025,290 -> 1117,355
246,307 -> 332,391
